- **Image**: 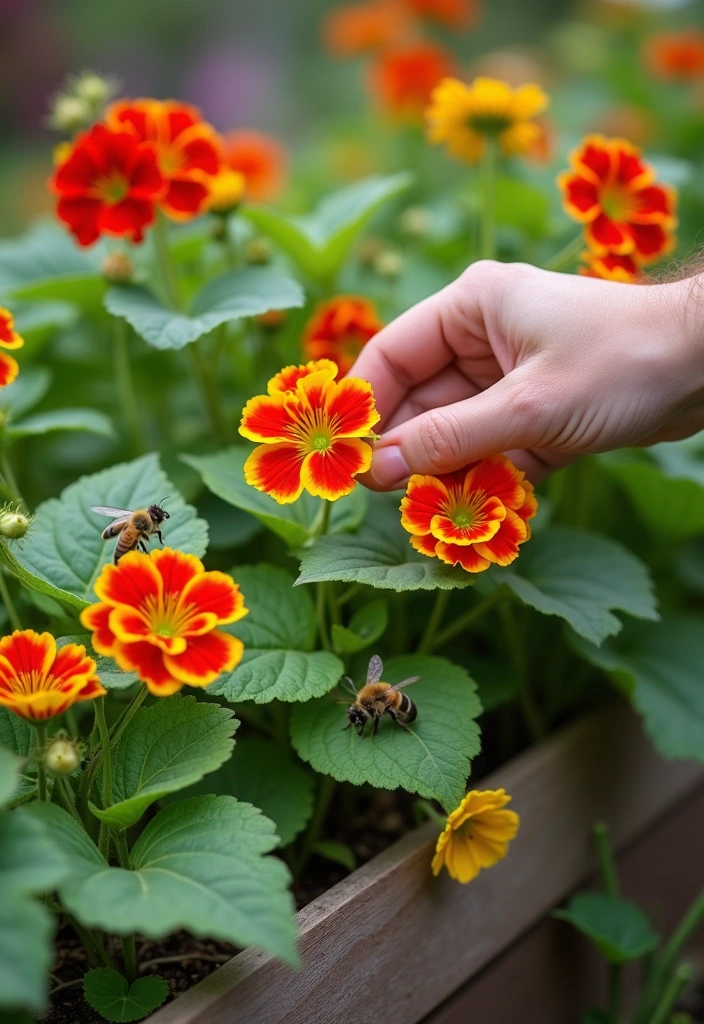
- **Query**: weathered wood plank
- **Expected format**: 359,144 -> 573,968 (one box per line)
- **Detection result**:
147,704 -> 704,1024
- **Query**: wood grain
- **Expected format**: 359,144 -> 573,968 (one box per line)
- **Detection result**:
147,703 -> 704,1024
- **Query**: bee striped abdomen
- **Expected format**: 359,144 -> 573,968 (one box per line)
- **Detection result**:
396,692 -> 417,723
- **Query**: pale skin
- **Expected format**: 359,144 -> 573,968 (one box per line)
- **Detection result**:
350,261 -> 704,488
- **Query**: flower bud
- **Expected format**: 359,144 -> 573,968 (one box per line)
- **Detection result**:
400,205 -> 432,238
372,249 -> 404,279
245,238 -> 272,265
101,251 -> 135,284
74,72 -> 113,107
49,94 -> 91,134
207,169 -> 246,214
256,309 -> 286,332
0,510 -> 31,540
44,738 -> 81,776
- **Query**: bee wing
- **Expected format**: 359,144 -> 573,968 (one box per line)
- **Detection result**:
339,676 -> 358,697
366,654 -> 384,684
91,506 -> 134,519
387,675 -> 421,693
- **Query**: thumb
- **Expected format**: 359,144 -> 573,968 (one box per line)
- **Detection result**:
367,375 -> 544,488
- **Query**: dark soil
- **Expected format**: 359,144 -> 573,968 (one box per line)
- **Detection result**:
44,787 -> 419,1024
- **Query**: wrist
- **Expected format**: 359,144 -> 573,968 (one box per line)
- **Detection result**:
647,273 -> 704,433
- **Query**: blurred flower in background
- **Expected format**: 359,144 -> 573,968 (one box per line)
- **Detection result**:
220,130 -> 287,201
302,296 -> 383,374
368,43 -> 455,119
644,28 -> 704,80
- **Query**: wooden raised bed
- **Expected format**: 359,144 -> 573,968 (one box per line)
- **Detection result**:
147,703 -> 704,1024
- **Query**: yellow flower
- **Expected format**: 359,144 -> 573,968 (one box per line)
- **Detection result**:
206,168 -> 247,213
425,76 -> 549,163
431,788 -> 519,884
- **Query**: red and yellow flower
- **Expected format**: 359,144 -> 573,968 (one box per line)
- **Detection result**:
0,631 -> 105,721
240,361 -> 380,504
558,135 -> 677,265
220,131 -> 287,203
400,454 -> 537,573
50,124 -> 166,246
80,548 -> 247,697
0,308 -> 23,388
425,76 -> 549,163
645,29 -> 704,81
106,99 -> 223,221
368,44 -> 455,120
579,251 -> 641,283
432,789 -> 520,884
302,297 -> 383,376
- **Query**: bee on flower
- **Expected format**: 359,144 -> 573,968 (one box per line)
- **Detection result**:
400,454 -> 537,573
432,789 -> 520,884
0,631 -> 105,721
239,359 -> 380,504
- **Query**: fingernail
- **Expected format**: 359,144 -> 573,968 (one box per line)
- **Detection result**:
370,445 -> 410,488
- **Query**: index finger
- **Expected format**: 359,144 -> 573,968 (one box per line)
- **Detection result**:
349,286 -> 455,426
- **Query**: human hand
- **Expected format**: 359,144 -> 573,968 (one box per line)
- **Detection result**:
350,260 -> 704,487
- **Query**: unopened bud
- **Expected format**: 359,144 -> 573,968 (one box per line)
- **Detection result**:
49,94 -> 91,134
358,237 -> 385,268
44,738 -> 82,776
256,309 -> 286,331
0,509 -> 31,540
206,169 -> 246,214
74,72 -> 113,107
245,238 -> 272,265
101,251 -> 135,284
372,249 -> 404,279
400,206 -> 432,238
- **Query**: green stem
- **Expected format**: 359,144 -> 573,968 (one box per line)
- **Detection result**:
417,591 -> 449,654
609,966 -> 623,1024
0,447 -> 25,509
479,139 -> 497,260
152,210 -> 181,309
646,965 -> 692,1024
336,584 -> 362,608
315,499 -> 333,651
415,799 -> 447,829
109,686 -> 148,747
95,697 -> 112,858
34,721 -> 48,801
81,687 -> 148,811
594,822 -> 623,1023
499,601 -> 545,741
53,776 -> 85,827
635,887 -> 704,1024
113,831 -> 137,979
0,570 -> 21,630
544,232 -> 584,273
63,912 -> 111,968
187,341 -> 230,444
294,774 -> 336,879
112,317 -> 146,454
428,590 -> 503,652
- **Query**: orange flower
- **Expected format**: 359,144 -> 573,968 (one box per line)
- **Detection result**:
400,455 -> 537,573
404,0 -> 478,29
645,29 -> 704,81
106,99 -> 222,221
221,131 -> 287,202
80,548 -> 247,697
303,297 -> 383,376
240,361 -> 379,504
323,1 -> 410,57
49,124 -> 166,246
579,251 -> 641,283
0,631 -> 105,721
0,307 -> 23,388
368,44 -> 456,119
558,135 -> 677,265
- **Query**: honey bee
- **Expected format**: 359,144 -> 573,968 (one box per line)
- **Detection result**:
343,654 -> 420,738
91,502 -> 170,563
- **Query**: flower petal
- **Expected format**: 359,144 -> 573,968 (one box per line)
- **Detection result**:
50,643 -> 99,691
267,359 -> 338,395
108,605 -> 188,654
0,630 -> 56,682
300,437 -> 372,499
435,541 -> 491,573
164,630 -> 244,687
243,442 -> 305,504
410,533 -> 440,558
80,603 -> 118,657
474,509 -> 528,566
150,547 -> 205,597
111,639 -> 182,696
0,352 -> 19,388
401,474 -> 450,535
239,392 -> 294,442
585,212 -> 634,255
430,496 -> 505,546
324,375 -> 380,438
179,571 -> 248,629
464,454 -> 526,511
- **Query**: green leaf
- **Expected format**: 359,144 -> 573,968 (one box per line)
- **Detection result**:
7,408 -> 115,441
0,221 -> 104,312
211,564 -> 343,703
571,615 -> 704,761
0,711 -> 32,761
601,454 -> 704,542
296,496 -> 474,592
27,797 -> 298,965
332,599 -> 388,654
290,655 -> 482,810
0,540 -> 89,614
554,892 -> 659,963
0,747 -> 21,807
312,840 -> 357,872
105,267 -> 304,351
84,969 -> 168,1023
182,446 -> 367,546
13,452 -> 208,605
0,807 -> 68,896
91,696 -> 237,830
495,177 -> 550,240
0,368 -> 52,418
57,635 -> 138,690
166,736 -> 314,847
243,173 -> 411,283
494,527 -> 658,644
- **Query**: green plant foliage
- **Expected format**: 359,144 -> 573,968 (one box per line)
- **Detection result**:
494,527 -> 658,644
105,267 -> 304,350
182,447 -> 367,546
6,408 -> 115,441
243,173 -> 411,283
0,221 -> 104,310
0,367 -> 52,418
602,454 -> 704,543
83,969 -> 169,1023
332,599 -> 388,655
571,615 -> 704,761
290,655 -> 482,810
554,892 -> 659,963
13,452 -> 208,605
0,747 -> 21,807
495,177 -> 550,239
167,736 -> 315,847
90,696 -> 238,830
212,564 -> 344,703
312,840 -> 357,872
26,797 -> 298,965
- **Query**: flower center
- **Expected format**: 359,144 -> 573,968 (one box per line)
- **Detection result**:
446,487 -> 488,533
15,670 -> 45,695
159,145 -> 183,175
311,431 -> 332,452
468,114 -> 511,136
599,184 -> 633,223
96,173 -> 129,205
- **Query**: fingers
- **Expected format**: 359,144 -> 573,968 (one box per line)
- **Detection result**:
365,372 -> 547,489
383,366 -> 479,432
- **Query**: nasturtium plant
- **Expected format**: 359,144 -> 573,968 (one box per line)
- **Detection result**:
0,9 -> 700,1022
